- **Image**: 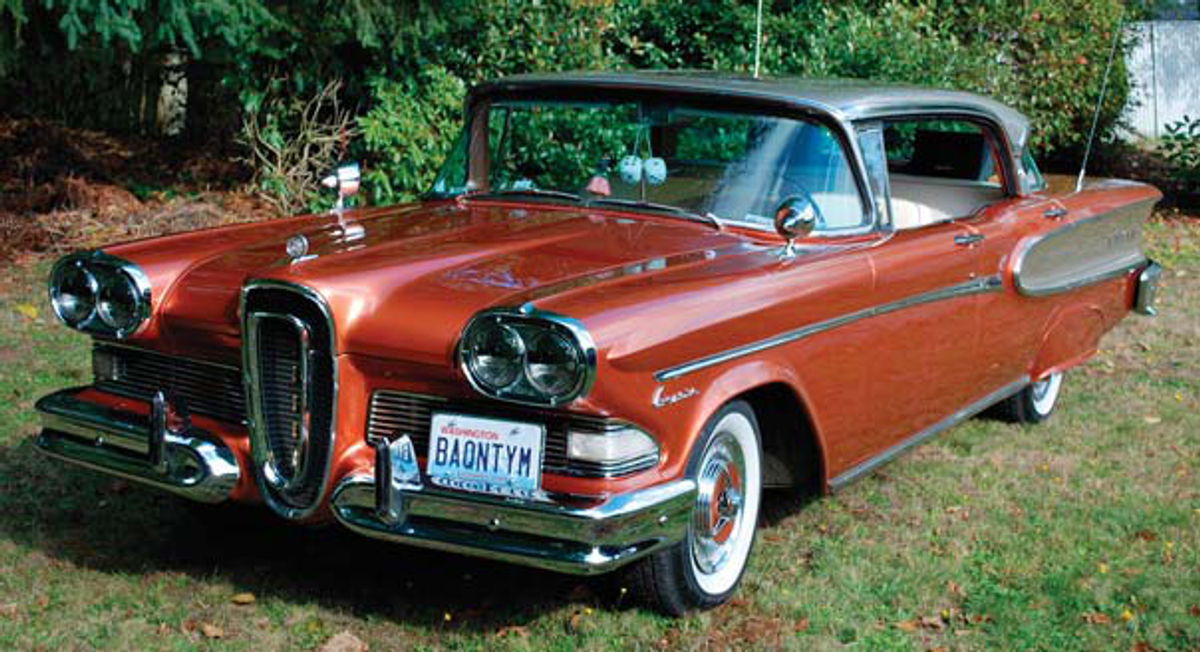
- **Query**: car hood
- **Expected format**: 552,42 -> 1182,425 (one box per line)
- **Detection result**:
118,201 -> 766,364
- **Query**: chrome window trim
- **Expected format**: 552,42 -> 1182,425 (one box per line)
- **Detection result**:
460,87 -> 882,236
240,279 -> 338,521
457,305 -> 597,408
654,274 -> 1003,382
849,108 -> 1021,199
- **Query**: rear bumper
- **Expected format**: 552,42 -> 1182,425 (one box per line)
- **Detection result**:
34,388 -> 241,503
1134,260 -> 1163,316
330,439 -> 695,575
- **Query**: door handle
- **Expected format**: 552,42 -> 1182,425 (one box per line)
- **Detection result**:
954,233 -> 985,247
1043,207 -> 1068,219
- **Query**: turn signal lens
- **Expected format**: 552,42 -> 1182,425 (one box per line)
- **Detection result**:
567,426 -> 659,466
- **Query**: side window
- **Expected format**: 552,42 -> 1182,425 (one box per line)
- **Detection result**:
882,118 -> 1007,230
1021,148 -> 1047,192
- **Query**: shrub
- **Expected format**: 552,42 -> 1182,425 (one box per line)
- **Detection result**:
358,67 -> 465,204
1161,115 -> 1200,191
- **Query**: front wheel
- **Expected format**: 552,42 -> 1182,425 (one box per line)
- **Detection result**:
995,372 -> 1064,424
618,400 -> 763,615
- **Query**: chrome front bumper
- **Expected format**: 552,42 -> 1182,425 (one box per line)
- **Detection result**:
34,388 -> 240,503
330,440 -> 696,575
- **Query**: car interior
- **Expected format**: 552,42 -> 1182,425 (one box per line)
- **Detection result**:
885,123 -> 1005,229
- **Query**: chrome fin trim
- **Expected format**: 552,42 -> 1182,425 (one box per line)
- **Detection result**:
1012,198 -> 1155,297
655,274 -> 1003,382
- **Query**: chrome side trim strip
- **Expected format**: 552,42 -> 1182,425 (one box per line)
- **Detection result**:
655,274 -> 1003,382
828,376 -> 1028,490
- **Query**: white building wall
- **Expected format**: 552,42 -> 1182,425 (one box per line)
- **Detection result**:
1124,21 -> 1200,140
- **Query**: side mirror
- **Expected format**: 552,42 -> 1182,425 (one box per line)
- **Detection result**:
773,195 -> 819,257
322,162 -> 361,213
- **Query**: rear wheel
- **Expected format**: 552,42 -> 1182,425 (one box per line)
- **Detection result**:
995,372 -> 1064,424
618,400 -> 762,615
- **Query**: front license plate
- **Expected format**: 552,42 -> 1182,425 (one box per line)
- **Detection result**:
427,413 -> 544,498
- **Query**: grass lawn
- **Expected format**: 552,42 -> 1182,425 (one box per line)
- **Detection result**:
1,218 -> 1197,651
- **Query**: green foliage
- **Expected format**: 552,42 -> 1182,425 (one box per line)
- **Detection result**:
359,67 -> 465,204
1161,115 -> 1200,190
0,0 -> 1137,207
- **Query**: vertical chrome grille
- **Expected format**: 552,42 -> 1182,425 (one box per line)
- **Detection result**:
243,282 -> 336,519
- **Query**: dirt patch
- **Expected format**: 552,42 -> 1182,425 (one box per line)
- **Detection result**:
0,117 -> 274,264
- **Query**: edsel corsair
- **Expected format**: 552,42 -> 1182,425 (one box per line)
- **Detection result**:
36,72 -> 1162,614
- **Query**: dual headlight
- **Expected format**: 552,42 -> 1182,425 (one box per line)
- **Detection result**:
48,252 -> 151,338
459,308 -> 596,407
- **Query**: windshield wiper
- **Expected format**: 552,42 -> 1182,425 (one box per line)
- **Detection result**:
587,197 -> 723,231
466,188 -> 585,203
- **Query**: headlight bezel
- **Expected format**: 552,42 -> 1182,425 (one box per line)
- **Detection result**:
48,251 -> 151,339
458,307 -> 596,407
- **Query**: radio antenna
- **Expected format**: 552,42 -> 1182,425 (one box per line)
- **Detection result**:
753,0 -> 763,78
1076,14 -> 1124,193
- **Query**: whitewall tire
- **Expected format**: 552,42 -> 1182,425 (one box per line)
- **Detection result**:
618,400 -> 762,615
996,371 -> 1064,424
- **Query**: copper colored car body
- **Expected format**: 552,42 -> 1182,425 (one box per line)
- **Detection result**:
36,73 -> 1162,614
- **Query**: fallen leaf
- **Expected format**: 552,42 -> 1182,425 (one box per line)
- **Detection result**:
319,630 -> 368,652
231,592 -> 256,605
920,615 -> 946,630
1098,563 -> 1109,574
1083,612 -> 1110,625
794,618 -> 810,633
181,619 -> 197,633
1143,416 -> 1162,425
1191,605 -> 1200,618
200,623 -> 224,639
1130,643 -> 1160,652
0,603 -> 17,618
1135,530 -> 1157,542
896,619 -> 919,632
946,580 -> 965,597
496,625 -> 529,638
15,304 -> 37,319
1121,608 -> 1135,622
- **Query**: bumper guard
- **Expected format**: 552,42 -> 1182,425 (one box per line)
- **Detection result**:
34,388 -> 240,503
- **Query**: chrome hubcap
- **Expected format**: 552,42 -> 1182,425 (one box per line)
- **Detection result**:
691,431 -> 746,575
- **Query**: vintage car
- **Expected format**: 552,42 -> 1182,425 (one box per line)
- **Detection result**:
36,72 -> 1161,614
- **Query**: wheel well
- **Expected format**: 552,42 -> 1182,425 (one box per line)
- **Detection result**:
737,383 -> 822,494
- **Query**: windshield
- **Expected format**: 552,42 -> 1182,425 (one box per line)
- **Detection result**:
430,98 -> 868,231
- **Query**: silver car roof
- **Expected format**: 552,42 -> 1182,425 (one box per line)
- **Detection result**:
475,71 -> 1032,154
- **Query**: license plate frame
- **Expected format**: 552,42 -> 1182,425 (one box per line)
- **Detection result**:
426,413 -> 545,498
